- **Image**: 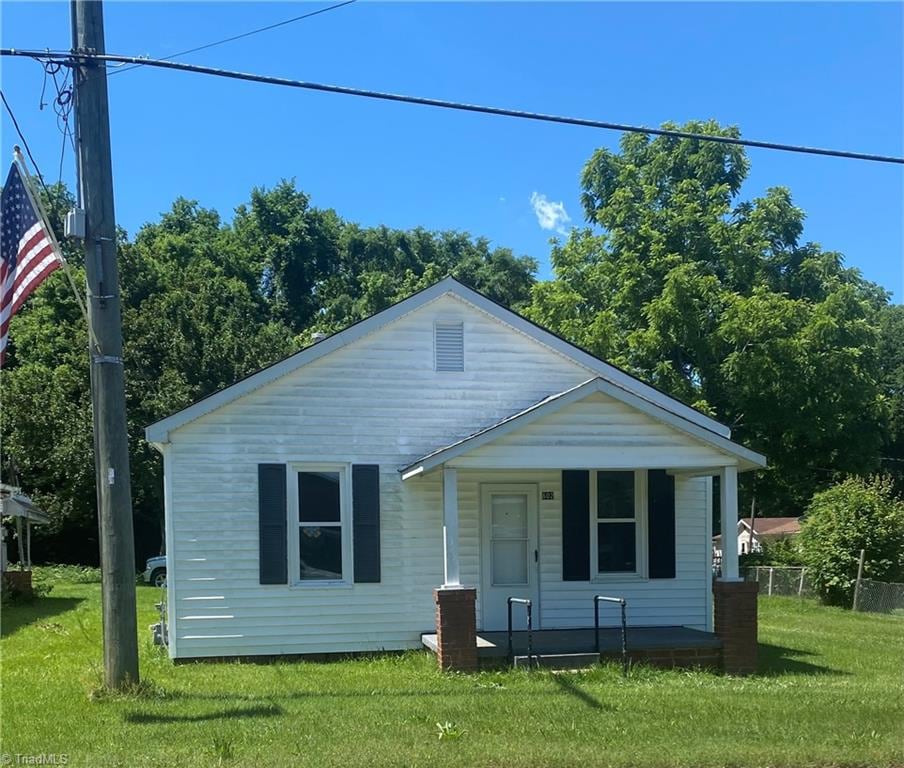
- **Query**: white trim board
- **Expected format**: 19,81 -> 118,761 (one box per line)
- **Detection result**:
146,277 -> 732,444
399,378 -> 766,478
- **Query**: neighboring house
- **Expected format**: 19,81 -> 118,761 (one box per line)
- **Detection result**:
146,277 -> 766,670
1,484 -> 50,596
713,517 -> 801,559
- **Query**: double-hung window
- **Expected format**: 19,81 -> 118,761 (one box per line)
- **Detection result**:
593,470 -> 646,576
292,465 -> 349,583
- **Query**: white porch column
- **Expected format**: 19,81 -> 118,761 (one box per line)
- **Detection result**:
442,466 -> 461,587
719,465 -> 740,580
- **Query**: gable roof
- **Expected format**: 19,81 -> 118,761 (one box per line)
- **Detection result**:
400,377 -> 766,478
739,517 -> 801,536
146,276 -> 732,444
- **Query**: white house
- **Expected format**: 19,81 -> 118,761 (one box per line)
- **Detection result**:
146,277 -> 765,673
713,517 -> 802,559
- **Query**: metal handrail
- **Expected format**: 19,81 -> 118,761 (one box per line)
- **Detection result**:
594,595 -> 628,677
507,597 -> 534,667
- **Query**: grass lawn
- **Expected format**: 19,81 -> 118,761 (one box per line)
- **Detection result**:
1,572 -> 903,767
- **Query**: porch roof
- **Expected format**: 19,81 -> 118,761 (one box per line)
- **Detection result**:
399,377 -> 766,479
0,485 -> 50,524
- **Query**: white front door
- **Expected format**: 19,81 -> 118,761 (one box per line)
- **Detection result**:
480,484 -> 540,631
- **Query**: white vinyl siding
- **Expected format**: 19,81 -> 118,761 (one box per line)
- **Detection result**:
165,294 -> 590,658
451,392 -> 731,469
163,293 -> 715,657
450,470 -> 710,632
537,474 -> 711,630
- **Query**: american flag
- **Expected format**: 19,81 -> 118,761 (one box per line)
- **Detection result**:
1,162 -> 61,365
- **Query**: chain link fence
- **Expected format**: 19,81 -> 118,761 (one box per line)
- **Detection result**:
854,579 -> 904,615
742,565 -> 814,597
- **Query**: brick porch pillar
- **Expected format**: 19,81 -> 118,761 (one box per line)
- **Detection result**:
713,580 -> 758,675
433,587 -> 477,672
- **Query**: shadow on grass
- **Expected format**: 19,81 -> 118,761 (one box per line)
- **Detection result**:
124,703 -> 284,725
757,642 -> 845,677
0,596 -> 85,637
549,673 -> 613,711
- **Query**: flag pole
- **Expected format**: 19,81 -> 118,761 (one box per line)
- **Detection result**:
12,146 -> 97,352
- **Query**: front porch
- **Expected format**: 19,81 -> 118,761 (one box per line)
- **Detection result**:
421,625 -> 723,669
402,377 -> 764,674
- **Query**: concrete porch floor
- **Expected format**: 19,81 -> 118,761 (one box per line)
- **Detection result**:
422,626 -> 722,668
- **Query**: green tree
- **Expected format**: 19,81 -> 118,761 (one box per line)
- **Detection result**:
799,475 -> 904,606
529,121 -> 888,515
230,182 -> 537,340
0,183 -> 98,562
1,192 -> 295,564
1,181 -> 537,564
309,226 -> 536,338
878,305 -> 904,491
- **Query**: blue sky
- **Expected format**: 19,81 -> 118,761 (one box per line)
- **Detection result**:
2,2 -> 902,299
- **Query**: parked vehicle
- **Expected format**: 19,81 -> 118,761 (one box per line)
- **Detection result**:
143,555 -> 166,587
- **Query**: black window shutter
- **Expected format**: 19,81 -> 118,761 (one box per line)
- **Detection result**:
352,464 -> 381,583
258,464 -> 288,584
562,470 -> 590,581
647,469 -> 676,579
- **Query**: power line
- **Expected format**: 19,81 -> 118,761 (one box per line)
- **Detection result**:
0,89 -> 52,193
3,48 -> 904,166
108,0 -> 357,76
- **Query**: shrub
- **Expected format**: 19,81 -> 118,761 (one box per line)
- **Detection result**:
799,475 -> 904,606
739,536 -> 803,568
31,564 -> 103,586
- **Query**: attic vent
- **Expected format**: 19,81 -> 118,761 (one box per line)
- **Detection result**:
435,322 -> 464,372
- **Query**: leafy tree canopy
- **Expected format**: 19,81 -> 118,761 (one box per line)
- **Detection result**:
528,121 -> 889,515
1,125 -> 898,564
0,180 -> 535,564
877,305 -> 904,491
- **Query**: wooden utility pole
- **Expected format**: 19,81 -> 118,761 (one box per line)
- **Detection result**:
71,0 -> 139,688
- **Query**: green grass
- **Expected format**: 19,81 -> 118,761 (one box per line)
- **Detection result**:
2,576 -> 903,768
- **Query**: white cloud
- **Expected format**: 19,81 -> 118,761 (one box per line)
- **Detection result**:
529,192 -> 571,235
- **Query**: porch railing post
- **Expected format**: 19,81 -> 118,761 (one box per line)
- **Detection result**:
594,596 -> 600,654
593,595 -> 628,677
507,598 -> 513,663
619,600 -> 628,677
507,597 -> 533,668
